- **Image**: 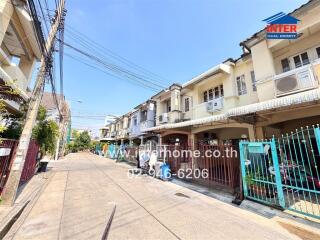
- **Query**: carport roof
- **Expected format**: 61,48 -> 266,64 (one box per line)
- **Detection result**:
227,89 -> 320,117
143,89 -> 320,132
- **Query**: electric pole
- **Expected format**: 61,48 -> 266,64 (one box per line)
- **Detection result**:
2,0 -> 66,205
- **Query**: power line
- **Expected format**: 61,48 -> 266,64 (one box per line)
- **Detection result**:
62,41 -> 165,91
63,52 -> 160,92
64,25 -> 170,85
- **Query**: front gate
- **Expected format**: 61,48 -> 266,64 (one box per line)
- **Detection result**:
240,126 -> 320,220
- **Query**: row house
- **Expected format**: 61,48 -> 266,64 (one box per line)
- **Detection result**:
100,100 -> 157,146
0,0 -> 41,114
101,1 -> 320,149
144,0 -> 320,148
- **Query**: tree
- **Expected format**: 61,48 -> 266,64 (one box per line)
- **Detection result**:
74,131 -> 91,151
0,80 -> 25,138
32,106 -> 59,156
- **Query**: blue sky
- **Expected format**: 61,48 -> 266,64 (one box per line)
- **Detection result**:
58,0 -> 307,136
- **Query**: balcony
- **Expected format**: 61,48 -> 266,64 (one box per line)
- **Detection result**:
0,66 -> 28,100
192,97 -> 224,119
273,64 -> 318,97
140,120 -> 155,131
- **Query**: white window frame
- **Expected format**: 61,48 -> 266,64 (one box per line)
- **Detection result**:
250,71 -> 257,92
236,74 -> 247,96
292,51 -> 310,69
183,96 -> 191,112
203,85 -> 224,102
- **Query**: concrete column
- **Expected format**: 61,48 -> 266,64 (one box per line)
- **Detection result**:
247,125 -> 255,141
169,84 -> 182,123
0,1 -> 14,45
255,126 -> 265,140
19,56 -> 37,86
140,136 -> 144,146
158,134 -> 162,146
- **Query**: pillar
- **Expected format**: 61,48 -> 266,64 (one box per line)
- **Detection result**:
255,126 -> 265,140
158,134 -> 162,146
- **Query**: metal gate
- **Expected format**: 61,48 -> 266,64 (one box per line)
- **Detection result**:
240,126 -> 320,220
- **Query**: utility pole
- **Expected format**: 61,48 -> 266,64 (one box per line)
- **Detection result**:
2,0 -> 66,205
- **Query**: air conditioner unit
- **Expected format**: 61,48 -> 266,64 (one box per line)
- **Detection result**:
159,113 -> 169,123
206,98 -> 223,112
275,66 -> 318,97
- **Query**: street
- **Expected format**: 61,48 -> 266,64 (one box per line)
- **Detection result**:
3,152 -> 314,240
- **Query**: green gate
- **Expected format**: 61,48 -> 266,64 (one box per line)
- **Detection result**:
240,125 -> 320,220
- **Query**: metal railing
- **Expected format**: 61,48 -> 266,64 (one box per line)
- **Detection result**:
0,139 -> 18,194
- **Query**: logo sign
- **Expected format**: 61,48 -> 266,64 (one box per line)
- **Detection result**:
263,12 -> 300,39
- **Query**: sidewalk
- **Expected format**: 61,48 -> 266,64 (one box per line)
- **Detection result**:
0,172 -> 52,238
2,153 -> 320,240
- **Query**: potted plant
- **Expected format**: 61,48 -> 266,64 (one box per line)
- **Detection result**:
246,172 -> 276,198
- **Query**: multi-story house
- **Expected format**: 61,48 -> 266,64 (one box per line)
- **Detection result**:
147,0 -> 320,147
128,100 -> 157,145
99,1 -> 320,150
150,58 -> 258,146
0,0 -> 41,114
232,0 -> 320,139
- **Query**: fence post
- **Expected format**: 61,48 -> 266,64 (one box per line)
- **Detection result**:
239,141 -> 248,197
270,139 -> 285,208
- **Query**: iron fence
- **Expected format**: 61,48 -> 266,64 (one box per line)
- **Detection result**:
0,139 -> 18,194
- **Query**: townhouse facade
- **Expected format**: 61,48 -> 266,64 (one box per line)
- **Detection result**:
0,0 -> 41,114
101,0 -> 320,148
100,100 -> 157,146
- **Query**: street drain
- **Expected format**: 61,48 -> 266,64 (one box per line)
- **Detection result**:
175,193 -> 190,198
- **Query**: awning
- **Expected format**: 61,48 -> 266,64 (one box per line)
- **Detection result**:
226,88 -> 320,117
144,113 -> 227,131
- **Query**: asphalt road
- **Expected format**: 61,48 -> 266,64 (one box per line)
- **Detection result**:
5,152 -> 305,240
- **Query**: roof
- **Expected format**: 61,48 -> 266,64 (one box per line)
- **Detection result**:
240,0 -> 315,48
143,89 -> 320,132
182,64 -> 232,88
145,113 -> 227,131
227,88 -> 320,117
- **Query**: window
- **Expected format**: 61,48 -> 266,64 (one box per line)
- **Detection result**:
208,89 -> 213,101
250,71 -> 257,92
220,85 -> 224,97
203,91 -> 208,102
133,117 -> 137,126
166,100 -> 171,112
184,97 -> 190,112
293,52 -> 310,68
214,87 -> 219,99
281,58 -> 290,72
236,75 -> 247,96
203,85 -> 224,102
316,47 -> 320,59
140,110 -> 147,122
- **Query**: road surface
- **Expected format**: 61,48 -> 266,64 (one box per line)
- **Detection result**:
5,152 -> 309,240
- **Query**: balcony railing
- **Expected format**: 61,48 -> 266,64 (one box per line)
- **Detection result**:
140,120 -> 155,131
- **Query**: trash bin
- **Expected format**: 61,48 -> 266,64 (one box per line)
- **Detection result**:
38,161 -> 49,172
161,163 -> 171,180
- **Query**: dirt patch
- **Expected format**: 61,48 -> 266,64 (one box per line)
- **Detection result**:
278,221 -> 320,240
